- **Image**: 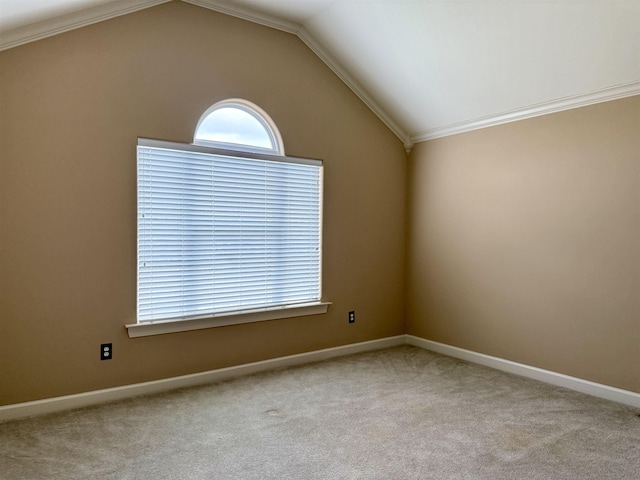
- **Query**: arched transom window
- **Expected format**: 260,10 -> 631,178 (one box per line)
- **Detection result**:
194,99 -> 284,155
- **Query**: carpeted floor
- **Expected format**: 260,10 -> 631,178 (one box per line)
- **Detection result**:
1,346 -> 639,479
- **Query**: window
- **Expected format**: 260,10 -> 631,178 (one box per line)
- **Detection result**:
128,100 -> 327,337
194,100 -> 283,154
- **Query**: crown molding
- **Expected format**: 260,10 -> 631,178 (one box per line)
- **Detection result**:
182,0 -> 299,34
0,0 -> 170,51
296,27 -> 412,149
410,80 -> 640,144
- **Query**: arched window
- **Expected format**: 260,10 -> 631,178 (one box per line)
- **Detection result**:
194,99 -> 284,155
131,100 -> 327,337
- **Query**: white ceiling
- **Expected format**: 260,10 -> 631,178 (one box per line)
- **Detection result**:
1,0 -> 639,148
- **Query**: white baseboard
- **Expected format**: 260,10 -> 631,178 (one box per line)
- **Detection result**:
2,333 -> 637,423
0,335 -> 405,423
406,335 -> 640,409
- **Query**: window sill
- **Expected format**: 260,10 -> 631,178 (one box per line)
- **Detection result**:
125,302 -> 331,338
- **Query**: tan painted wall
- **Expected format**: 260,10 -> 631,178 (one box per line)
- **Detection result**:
407,96 -> 640,393
0,1 -> 407,405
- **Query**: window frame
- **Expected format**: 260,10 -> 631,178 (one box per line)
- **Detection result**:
127,101 -> 329,338
193,99 -> 285,155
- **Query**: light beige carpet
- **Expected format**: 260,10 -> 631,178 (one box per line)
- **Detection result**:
1,346 -> 639,479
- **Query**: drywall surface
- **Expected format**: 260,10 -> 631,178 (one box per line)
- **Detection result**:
0,1 -> 406,405
407,96 -> 640,393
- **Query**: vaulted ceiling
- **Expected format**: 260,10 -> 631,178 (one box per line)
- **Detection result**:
1,0 -> 638,149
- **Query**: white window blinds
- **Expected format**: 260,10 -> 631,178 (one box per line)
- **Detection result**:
137,139 -> 323,323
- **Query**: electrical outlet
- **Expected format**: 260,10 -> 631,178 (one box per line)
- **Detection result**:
348,311 -> 355,323
100,343 -> 112,360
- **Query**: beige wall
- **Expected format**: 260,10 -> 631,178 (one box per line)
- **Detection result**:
0,1 -> 407,405
407,96 -> 640,393
2,1 -> 636,407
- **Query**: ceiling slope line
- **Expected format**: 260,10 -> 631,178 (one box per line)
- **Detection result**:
184,0 -> 413,151
411,80 -> 640,144
182,0 -> 299,34
0,0 -> 171,51
296,28 -> 412,151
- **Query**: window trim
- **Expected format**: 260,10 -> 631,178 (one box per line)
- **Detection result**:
138,138 -> 318,167
126,301 -> 331,338
130,137 -> 326,337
